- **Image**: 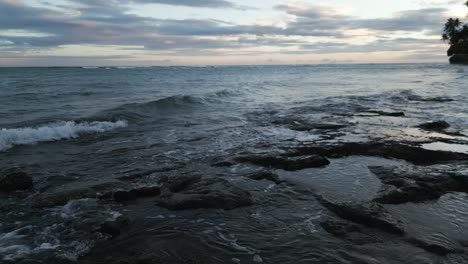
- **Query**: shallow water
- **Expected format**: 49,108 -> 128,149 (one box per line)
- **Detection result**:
1,64 -> 468,263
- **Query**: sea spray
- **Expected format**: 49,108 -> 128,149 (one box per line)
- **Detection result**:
0,120 -> 128,151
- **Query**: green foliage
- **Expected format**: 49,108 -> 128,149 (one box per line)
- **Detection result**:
443,2 -> 468,56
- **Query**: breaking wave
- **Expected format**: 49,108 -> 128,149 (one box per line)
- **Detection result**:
0,120 -> 128,151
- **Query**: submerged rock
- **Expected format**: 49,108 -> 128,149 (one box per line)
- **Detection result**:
320,219 -> 387,245
244,170 -> 284,184
406,234 -> 463,256
370,166 -> 468,204
33,181 -> 126,208
407,95 -> 454,102
320,219 -> 363,237
272,118 -> 347,132
235,154 -> 330,171
417,120 -> 450,131
0,168 -> 33,192
98,216 -> 131,238
156,177 -> 252,210
113,186 -> 161,203
316,196 -> 404,235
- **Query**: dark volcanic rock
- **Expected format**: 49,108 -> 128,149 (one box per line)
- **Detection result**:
98,216 -> 131,238
158,174 -> 202,193
156,177 -> 253,210
0,168 -> 33,192
417,120 -> 450,131
272,118 -> 347,131
211,160 -> 236,167
235,154 -> 330,171
370,166 -> 468,204
316,196 -> 404,234
407,95 -> 454,102
366,110 -> 405,117
290,141 -> 468,165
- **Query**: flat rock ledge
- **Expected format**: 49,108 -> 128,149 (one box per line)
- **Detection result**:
370,166 -> 468,204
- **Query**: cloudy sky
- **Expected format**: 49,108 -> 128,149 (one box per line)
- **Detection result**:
0,0 -> 466,66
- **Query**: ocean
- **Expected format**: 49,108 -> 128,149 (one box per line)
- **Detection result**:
1,64 -> 468,263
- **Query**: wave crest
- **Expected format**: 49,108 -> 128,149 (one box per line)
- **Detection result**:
0,120 -> 128,151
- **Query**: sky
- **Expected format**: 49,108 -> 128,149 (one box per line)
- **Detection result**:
0,0 -> 466,66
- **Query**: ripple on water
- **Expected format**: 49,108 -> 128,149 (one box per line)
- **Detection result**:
278,156 -> 407,202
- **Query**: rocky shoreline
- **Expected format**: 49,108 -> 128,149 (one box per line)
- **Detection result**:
2,92 -> 468,264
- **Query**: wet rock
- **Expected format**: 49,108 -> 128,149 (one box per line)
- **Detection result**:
98,216 -> 131,238
158,174 -> 202,193
272,118 -> 347,131
113,186 -> 161,203
290,141 -> 468,165
417,120 -> 450,131
406,233 -> 463,256
316,196 -> 404,235
211,160 -> 236,167
235,154 -> 330,171
33,181 -> 126,208
156,177 -> 253,210
407,95 -> 453,102
366,110 -> 405,117
320,219 -> 386,245
245,171 -> 284,184
118,166 -> 182,181
320,219 -> 363,237
370,166 -> 467,204
0,168 -> 33,192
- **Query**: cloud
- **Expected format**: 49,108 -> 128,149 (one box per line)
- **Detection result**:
276,2 -> 450,36
130,0 -> 236,8
0,0 -> 452,64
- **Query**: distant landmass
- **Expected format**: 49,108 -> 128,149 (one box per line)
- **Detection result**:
443,1 -> 468,64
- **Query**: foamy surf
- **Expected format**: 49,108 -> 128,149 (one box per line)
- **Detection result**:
0,120 -> 128,151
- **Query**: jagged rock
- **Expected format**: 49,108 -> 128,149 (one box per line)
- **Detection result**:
417,120 -> 450,131
235,154 -> 330,171
316,196 -> 404,235
113,186 -> 161,203
98,216 -> 131,238
156,177 -> 252,210
370,166 -> 467,204
290,141 -> 468,165
0,168 -> 33,192
33,181 -> 126,208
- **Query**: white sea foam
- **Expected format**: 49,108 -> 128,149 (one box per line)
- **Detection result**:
0,120 -> 128,151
